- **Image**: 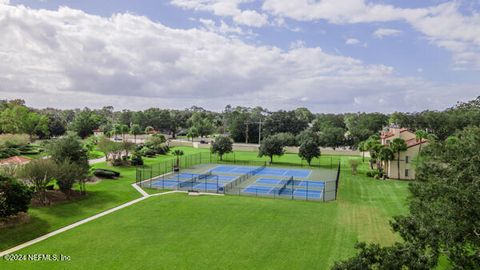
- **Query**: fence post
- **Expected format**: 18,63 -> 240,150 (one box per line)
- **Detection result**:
306,181 -> 309,201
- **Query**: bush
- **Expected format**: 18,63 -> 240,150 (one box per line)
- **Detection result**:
54,161 -> 89,195
47,134 -> 89,169
348,160 -> 360,175
0,174 -> 33,218
93,169 -> 120,179
0,147 -> 20,159
0,134 -> 29,148
131,153 -> 144,166
18,158 -> 57,205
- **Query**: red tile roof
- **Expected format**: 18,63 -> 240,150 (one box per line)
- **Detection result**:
380,128 -> 408,139
405,138 -> 428,148
0,156 -> 31,165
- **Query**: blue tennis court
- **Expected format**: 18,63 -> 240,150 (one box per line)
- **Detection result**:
255,178 -> 324,188
151,180 -> 178,188
277,188 -> 322,198
194,182 -> 225,190
242,185 -> 275,194
209,165 -> 311,178
243,183 -> 323,199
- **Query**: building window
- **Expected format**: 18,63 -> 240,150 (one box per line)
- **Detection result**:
405,169 -> 409,177
405,156 -> 409,163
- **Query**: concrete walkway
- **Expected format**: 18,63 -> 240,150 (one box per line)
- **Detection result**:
88,157 -> 106,165
0,183 -> 223,257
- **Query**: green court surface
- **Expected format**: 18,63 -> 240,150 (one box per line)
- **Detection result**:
0,170 -> 409,270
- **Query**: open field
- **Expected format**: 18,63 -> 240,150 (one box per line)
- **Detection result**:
0,147 -> 410,269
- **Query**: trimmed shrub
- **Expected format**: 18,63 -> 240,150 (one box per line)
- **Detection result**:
131,154 -> 144,166
93,169 -> 120,179
0,174 -> 33,218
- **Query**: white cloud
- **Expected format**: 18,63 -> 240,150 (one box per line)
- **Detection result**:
345,38 -> 360,45
0,0 -> 9,5
171,0 -> 269,27
262,0 -> 480,69
199,18 -> 248,36
262,0 -> 428,24
0,4 -> 477,112
373,28 -> 402,39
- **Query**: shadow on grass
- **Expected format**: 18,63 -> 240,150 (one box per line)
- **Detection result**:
0,189 -> 138,252
0,216 -> 50,251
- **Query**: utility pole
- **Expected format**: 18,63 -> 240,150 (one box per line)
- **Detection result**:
245,120 -> 263,145
258,120 -> 262,144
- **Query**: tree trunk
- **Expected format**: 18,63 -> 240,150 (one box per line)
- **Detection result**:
270,156 -> 273,164
134,134 -> 137,143
397,151 -> 401,179
362,152 -> 365,162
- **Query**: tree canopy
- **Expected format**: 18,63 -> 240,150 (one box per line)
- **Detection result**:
333,126 -> 480,269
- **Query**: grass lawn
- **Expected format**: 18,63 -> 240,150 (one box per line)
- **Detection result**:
87,150 -> 105,160
0,151 -> 186,251
0,147 -> 410,269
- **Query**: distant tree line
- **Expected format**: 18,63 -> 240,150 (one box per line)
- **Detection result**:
1,97 -> 479,148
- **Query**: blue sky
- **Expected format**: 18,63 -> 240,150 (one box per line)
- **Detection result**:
1,0 -> 479,112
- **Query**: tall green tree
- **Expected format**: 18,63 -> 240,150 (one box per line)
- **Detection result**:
298,139 -> 321,166
187,127 -> 199,141
258,135 -> 285,164
390,138 -> 408,179
263,110 -> 309,137
333,126 -> 480,269
378,147 -> 394,175
364,135 -> 382,170
47,134 -> 89,169
130,124 -> 142,143
344,113 -> 388,146
296,130 -> 319,146
172,149 -> 184,169
70,108 -> 101,138
0,104 -> 49,141
415,130 -> 428,152
211,136 -> 233,161
357,141 -> 367,162
189,112 -> 215,138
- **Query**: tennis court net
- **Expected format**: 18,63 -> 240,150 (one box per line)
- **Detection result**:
224,165 -> 266,193
277,176 -> 294,195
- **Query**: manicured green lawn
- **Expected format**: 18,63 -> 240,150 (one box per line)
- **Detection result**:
0,146 -> 412,269
87,150 -> 105,160
0,151 -> 184,251
0,148 -> 410,269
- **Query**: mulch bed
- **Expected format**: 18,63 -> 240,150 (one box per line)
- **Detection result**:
31,190 -> 86,207
0,212 -> 31,229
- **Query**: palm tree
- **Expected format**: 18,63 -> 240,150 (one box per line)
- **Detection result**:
144,126 -> 154,134
130,124 -> 142,143
172,149 -> 184,171
390,138 -> 408,179
379,147 -> 394,178
120,124 -> 129,141
358,141 -> 367,162
365,138 -> 382,170
113,124 -> 122,140
415,130 -> 428,152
